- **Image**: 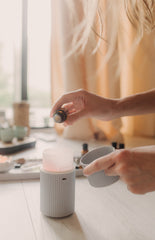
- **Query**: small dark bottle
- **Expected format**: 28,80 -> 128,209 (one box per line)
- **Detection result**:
119,143 -> 125,149
53,109 -> 67,123
111,142 -> 117,149
78,143 -> 89,169
81,143 -> 88,156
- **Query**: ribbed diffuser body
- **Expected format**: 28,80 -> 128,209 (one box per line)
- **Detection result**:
40,147 -> 75,218
40,169 -> 75,217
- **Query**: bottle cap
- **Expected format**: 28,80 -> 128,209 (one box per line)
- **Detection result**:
82,143 -> 88,151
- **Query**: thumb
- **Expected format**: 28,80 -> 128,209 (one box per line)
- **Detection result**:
65,109 -> 87,125
83,151 -> 115,176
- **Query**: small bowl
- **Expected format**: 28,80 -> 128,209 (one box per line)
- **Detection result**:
0,156 -> 14,173
80,145 -> 119,187
13,126 -> 27,140
0,128 -> 14,143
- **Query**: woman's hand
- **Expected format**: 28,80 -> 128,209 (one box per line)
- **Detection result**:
50,89 -> 117,125
83,146 -> 155,194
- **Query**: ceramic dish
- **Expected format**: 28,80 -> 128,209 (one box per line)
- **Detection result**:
0,156 -> 14,173
80,145 -> 119,187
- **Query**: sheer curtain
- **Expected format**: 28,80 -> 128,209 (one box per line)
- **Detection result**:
119,3 -> 155,137
51,0 -> 107,140
51,0 -> 155,141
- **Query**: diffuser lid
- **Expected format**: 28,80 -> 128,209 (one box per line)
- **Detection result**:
43,146 -> 74,173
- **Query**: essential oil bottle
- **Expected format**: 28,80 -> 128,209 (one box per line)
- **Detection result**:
53,109 -> 67,123
111,142 -> 117,149
118,143 -> 125,149
81,143 -> 88,156
77,143 -> 88,169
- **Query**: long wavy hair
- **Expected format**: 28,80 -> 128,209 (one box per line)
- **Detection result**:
65,0 -> 155,60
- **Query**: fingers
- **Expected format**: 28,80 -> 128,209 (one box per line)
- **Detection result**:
51,89 -> 87,116
65,109 -> 87,125
83,151 -> 116,176
50,89 -> 88,125
104,164 -> 118,176
61,103 -> 75,114
83,149 -> 132,177
50,94 -> 73,117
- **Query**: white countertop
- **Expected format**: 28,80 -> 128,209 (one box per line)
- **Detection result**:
1,177 -> 155,240
0,132 -> 155,240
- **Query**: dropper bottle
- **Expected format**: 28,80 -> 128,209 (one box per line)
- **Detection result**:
53,109 -> 67,123
81,143 -> 88,156
78,143 -> 88,169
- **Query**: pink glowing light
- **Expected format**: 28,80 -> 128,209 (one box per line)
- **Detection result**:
0,155 -> 9,163
43,146 -> 74,173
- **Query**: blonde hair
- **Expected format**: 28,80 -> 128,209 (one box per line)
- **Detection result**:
66,0 -> 155,60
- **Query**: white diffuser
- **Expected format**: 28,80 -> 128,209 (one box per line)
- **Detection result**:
40,147 -> 75,218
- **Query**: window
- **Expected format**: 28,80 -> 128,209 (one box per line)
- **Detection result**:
0,0 -> 52,109
0,0 -> 21,108
28,0 -> 51,108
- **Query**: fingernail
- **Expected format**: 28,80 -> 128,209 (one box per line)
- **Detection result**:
83,173 -> 88,177
83,170 -> 89,176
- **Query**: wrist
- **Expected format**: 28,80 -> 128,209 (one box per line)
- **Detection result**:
110,98 -> 122,119
101,98 -> 121,120
104,97 -> 131,120
115,97 -> 133,118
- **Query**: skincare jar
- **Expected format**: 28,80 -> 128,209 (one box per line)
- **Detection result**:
81,145 -> 119,187
0,155 -> 14,172
40,147 -> 75,218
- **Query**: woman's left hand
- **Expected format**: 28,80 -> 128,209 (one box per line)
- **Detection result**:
83,146 -> 155,194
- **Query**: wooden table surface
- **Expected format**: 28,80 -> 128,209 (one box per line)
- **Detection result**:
0,134 -> 155,240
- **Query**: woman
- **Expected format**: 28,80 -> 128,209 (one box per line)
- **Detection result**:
51,1 -> 155,194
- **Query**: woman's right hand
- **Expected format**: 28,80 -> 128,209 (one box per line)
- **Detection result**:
83,145 -> 155,194
50,89 -> 117,125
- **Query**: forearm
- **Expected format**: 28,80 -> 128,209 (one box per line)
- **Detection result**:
114,89 -> 155,118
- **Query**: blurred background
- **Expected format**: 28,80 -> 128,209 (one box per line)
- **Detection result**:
0,0 -> 52,128
1,0 -> 155,141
